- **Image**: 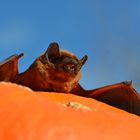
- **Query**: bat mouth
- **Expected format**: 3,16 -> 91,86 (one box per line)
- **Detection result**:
49,77 -> 79,93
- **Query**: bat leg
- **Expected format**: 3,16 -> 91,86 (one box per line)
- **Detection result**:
0,53 -> 24,82
72,81 -> 140,116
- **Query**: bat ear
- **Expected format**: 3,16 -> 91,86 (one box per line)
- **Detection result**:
45,42 -> 60,63
79,55 -> 88,66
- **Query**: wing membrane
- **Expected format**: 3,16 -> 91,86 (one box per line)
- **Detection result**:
0,53 -> 23,81
72,81 -> 140,116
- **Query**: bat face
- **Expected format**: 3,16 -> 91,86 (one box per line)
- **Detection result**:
41,42 -> 88,92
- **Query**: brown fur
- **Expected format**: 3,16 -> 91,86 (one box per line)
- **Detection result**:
14,49 -> 82,92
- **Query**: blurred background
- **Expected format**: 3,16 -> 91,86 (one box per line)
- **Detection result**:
0,0 -> 140,92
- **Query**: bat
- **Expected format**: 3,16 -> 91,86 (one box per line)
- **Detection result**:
0,42 -> 140,116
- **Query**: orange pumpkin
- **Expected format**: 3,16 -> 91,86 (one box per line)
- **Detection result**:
0,82 -> 140,140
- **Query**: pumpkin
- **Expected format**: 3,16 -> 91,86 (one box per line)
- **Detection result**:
0,82 -> 140,140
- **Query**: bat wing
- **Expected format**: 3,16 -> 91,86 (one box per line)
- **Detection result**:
0,53 -> 24,82
72,81 -> 140,116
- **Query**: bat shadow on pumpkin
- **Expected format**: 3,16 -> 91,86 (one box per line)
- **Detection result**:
0,42 -> 140,116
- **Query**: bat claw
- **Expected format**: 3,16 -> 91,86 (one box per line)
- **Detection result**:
122,80 -> 132,86
18,53 -> 24,59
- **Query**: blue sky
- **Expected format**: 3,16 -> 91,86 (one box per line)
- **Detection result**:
0,0 -> 140,92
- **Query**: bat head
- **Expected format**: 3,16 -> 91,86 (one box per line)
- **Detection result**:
45,42 -> 88,76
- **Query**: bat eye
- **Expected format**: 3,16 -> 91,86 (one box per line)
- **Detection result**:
66,64 -> 76,72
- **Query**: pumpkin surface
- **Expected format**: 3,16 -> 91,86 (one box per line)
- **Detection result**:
0,82 -> 140,140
